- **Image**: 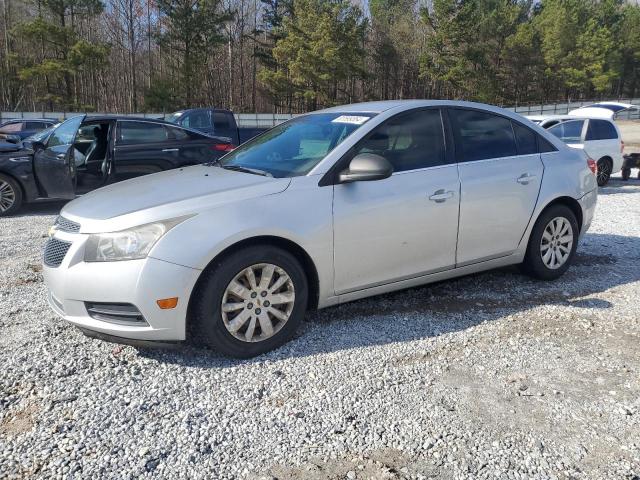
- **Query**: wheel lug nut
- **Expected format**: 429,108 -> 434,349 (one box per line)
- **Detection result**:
264,301 -> 270,307
247,303 -> 253,309
251,292 -> 257,298
255,308 -> 261,314
261,291 -> 267,297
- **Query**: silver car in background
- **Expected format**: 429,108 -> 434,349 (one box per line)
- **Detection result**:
43,101 -> 598,357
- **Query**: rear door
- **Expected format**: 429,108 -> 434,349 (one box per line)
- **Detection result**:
450,108 -> 544,265
112,120 -> 175,182
33,115 -> 85,199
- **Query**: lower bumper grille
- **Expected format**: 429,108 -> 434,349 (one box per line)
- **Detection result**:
85,302 -> 148,326
43,238 -> 72,267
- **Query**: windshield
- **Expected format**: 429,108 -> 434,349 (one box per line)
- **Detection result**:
218,113 -> 375,177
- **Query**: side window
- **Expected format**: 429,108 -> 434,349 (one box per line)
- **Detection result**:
1,122 -> 24,133
586,120 -> 618,141
353,109 -> 446,173
212,112 -> 232,130
547,120 -> 585,144
182,111 -> 211,129
449,109 -> 517,162
118,122 -> 169,144
513,122 -> 538,155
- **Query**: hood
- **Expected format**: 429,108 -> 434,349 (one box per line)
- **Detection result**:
62,165 -> 291,231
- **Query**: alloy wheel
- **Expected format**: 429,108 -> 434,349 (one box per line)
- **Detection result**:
221,263 -> 295,342
539,217 -> 573,270
597,160 -> 611,186
0,180 -> 16,213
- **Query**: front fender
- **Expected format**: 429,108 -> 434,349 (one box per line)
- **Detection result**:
148,175 -> 335,302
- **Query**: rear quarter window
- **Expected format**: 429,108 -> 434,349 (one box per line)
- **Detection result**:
586,120 -> 618,140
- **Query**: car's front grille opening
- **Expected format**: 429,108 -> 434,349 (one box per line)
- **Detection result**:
54,216 -> 81,233
43,238 -> 72,267
85,302 -> 148,326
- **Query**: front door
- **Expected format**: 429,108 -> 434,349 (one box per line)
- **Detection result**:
448,108 -> 544,265
33,115 -> 85,199
333,108 -> 460,294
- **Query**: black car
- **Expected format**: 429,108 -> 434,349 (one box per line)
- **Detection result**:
0,118 -> 57,140
0,115 -> 232,215
166,108 -> 266,146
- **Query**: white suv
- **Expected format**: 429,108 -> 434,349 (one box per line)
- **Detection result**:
546,118 -> 623,186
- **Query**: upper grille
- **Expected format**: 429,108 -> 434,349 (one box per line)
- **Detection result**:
43,238 -> 72,267
54,216 -> 80,233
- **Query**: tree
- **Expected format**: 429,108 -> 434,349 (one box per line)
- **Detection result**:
13,0 -> 108,109
259,0 -> 367,111
155,0 -> 231,106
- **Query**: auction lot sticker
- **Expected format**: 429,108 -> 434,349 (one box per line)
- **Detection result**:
331,115 -> 370,125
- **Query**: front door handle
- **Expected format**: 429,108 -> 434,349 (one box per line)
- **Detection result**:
162,148 -> 180,152
517,173 -> 537,185
429,189 -> 454,203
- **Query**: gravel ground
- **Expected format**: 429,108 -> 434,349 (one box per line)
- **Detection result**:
1,176 -> 639,480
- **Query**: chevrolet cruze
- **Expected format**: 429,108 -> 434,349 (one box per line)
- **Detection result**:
43,101 -> 598,357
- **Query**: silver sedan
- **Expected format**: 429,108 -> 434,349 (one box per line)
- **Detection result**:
43,100 -> 598,357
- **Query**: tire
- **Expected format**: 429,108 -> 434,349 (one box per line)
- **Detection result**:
596,158 -> 612,186
522,204 -> 579,281
0,173 -> 23,216
621,168 -> 631,181
190,245 -> 308,358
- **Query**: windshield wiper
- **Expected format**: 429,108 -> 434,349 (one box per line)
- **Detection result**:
221,165 -> 273,177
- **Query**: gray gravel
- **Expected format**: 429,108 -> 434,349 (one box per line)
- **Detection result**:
1,178 -> 639,480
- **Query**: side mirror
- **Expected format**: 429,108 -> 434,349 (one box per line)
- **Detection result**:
338,153 -> 393,183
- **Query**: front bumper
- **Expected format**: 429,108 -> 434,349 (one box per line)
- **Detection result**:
43,231 -> 201,341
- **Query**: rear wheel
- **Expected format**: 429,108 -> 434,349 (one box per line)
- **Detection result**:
621,168 -> 631,181
596,158 -> 612,186
522,205 -> 578,280
0,173 -> 23,216
190,245 -> 308,358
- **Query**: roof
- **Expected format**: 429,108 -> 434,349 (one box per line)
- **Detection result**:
315,99 -> 526,115
81,115 -> 167,123
1,118 -> 57,124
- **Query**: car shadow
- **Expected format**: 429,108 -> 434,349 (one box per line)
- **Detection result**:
599,176 -> 640,194
137,232 -> 640,368
6,200 -> 67,217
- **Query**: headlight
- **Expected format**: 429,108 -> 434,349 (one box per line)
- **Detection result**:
84,217 -> 189,262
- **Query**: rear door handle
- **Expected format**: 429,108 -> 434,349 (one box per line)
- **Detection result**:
517,173 -> 537,184
429,189 -> 454,203
162,148 -> 180,152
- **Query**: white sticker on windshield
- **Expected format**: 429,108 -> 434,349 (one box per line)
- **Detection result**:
331,115 -> 369,125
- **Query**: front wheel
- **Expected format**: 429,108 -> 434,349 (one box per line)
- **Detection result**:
522,205 -> 579,281
190,245 -> 308,358
596,158 -> 612,186
0,173 -> 23,216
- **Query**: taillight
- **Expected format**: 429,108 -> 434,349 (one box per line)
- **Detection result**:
587,158 -> 597,175
621,140 -> 625,153
211,143 -> 234,152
